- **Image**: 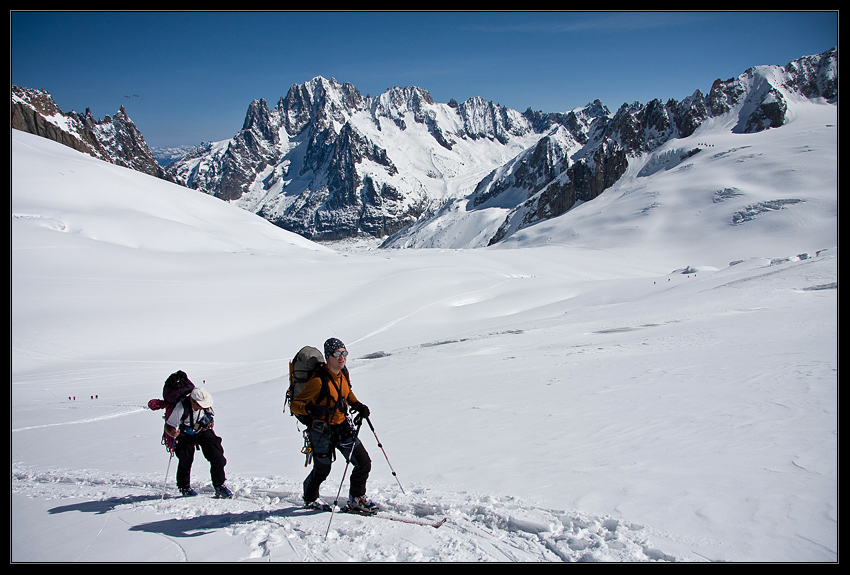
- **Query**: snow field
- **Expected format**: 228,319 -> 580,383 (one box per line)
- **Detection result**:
11,98 -> 836,563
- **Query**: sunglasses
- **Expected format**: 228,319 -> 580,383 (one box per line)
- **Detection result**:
330,350 -> 348,358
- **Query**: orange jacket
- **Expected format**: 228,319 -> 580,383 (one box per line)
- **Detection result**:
290,365 -> 359,426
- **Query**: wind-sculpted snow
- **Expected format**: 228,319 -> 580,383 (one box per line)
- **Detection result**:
12,465 -> 682,562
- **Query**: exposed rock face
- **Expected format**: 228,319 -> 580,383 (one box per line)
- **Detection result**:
11,86 -> 173,182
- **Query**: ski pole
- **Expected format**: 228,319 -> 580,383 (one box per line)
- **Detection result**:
162,447 -> 175,500
325,419 -> 363,539
365,416 -> 404,494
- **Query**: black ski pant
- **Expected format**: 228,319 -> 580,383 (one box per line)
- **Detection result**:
174,429 -> 227,490
303,421 -> 371,503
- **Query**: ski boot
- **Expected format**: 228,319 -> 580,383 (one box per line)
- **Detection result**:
214,484 -> 233,499
347,494 -> 379,515
179,486 -> 198,497
303,499 -> 332,512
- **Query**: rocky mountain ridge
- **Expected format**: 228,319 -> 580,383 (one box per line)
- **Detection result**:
165,47 -> 835,245
165,78 -> 551,241
475,47 -> 837,246
12,47 -> 836,247
11,86 -> 173,183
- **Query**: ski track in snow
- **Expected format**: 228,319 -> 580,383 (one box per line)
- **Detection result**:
12,407 -> 147,432
11,464 -> 685,562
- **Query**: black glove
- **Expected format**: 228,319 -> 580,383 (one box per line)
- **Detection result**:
307,403 -> 330,418
350,402 -> 370,418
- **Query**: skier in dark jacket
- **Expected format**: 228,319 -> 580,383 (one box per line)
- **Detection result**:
164,387 -> 232,498
290,338 -> 375,513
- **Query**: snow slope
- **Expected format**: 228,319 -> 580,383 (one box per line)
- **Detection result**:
11,106 -> 837,562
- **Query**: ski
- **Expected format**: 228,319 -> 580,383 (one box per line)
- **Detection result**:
303,502 -> 447,528
162,486 -> 234,499
340,507 -> 447,528
371,511 -> 447,528
164,493 -> 235,500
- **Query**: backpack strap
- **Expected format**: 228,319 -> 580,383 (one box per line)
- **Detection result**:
177,397 -> 214,433
309,365 -> 331,406
312,365 -> 351,419
181,397 -> 194,428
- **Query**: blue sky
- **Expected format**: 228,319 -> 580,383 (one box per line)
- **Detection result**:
12,11 -> 837,149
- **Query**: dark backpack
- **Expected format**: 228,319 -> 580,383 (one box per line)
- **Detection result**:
285,346 -> 350,425
163,370 -> 195,404
148,370 -> 196,452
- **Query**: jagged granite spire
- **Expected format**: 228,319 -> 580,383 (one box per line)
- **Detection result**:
11,86 -> 173,182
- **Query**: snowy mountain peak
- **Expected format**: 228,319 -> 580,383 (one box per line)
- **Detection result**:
372,85 -> 435,119
164,76 -> 557,241
706,46 -> 836,133
453,95 -> 535,144
275,76 -> 367,137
